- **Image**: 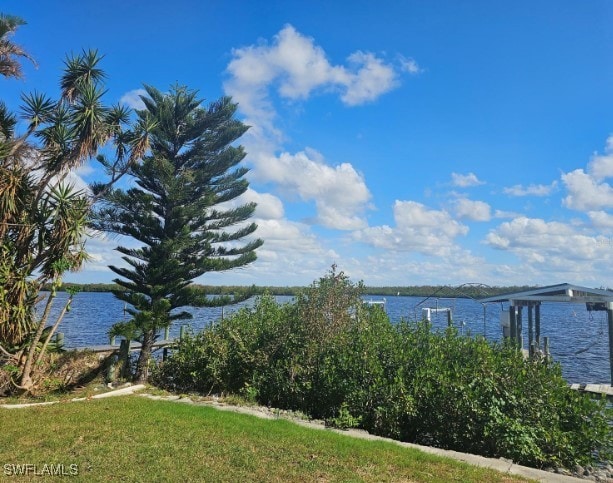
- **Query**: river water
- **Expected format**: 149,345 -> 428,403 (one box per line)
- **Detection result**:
42,292 -> 612,384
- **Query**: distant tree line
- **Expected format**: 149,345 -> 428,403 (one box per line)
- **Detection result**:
49,283 -> 536,299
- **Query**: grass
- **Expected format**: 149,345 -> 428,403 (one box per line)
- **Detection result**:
0,395 -> 530,482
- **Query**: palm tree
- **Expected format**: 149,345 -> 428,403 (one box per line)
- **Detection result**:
0,49 -> 154,393
0,14 -> 35,79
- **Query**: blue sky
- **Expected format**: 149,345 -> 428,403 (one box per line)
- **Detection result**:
5,1 -> 613,287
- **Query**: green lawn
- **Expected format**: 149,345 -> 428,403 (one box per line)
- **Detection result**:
0,396 -> 529,482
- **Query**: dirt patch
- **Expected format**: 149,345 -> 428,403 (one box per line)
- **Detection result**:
0,349 -> 114,397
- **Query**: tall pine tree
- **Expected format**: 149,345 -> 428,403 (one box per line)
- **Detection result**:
95,85 -> 263,381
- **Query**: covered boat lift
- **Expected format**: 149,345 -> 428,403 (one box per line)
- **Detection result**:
480,283 -> 613,386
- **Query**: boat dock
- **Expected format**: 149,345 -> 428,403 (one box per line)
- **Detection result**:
569,383 -> 613,397
73,339 -> 176,353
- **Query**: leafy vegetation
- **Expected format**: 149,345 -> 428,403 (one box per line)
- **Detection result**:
0,396 -> 530,482
0,16 -> 153,393
154,267 -> 612,469
93,85 -> 262,382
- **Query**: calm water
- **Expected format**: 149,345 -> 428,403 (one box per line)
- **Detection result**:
41,292 -> 612,384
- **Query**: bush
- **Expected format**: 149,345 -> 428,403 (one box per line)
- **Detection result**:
153,268 -> 612,469
395,322 -> 612,467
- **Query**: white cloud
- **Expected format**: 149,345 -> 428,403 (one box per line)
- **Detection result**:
239,188 -> 284,220
225,25 -> 401,112
503,181 -> 557,197
561,169 -> 613,211
587,210 -> 613,229
587,134 -> 613,180
202,218 -> 339,285
562,135 -> 613,212
223,25 -> 411,231
494,209 -> 521,219
399,56 -> 422,75
353,200 -> 468,256
119,88 -> 148,110
340,51 -> 398,106
254,149 -> 371,230
485,217 -> 613,271
453,198 -> 491,221
451,172 -> 484,188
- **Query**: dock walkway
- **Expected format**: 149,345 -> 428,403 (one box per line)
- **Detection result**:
569,383 -> 613,397
73,339 -> 176,353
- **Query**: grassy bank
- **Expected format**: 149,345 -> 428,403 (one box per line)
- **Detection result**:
0,396 -> 529,482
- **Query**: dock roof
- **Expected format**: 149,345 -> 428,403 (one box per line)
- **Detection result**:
479,283 -> 613,304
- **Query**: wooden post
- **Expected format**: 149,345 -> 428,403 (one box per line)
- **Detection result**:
510,306 -> 517,342
535,303 -> 541,347
180,325 -> 186,340
516,305 -> 523,349
530,340 -> 537,359
544,336 -> 550,357
106,353 -> 118,383
447,309 -> 452,327
607,305 -> 613,386
528,305 -> 534,356
164,327 -> 170,341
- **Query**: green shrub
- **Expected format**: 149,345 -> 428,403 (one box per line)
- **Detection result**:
153,268 -> 612,469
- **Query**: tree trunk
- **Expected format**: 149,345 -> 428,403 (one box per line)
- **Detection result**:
134,330 -> 155,383
19,290 -> 57,393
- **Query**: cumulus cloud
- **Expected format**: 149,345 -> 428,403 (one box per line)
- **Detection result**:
485,217 -> 613,270
239,188 -> 285,220
340,51 -> 399,105
562,169 -> 613,211
353,200 -> 468,256
587,210 -> 613,229
562,135 -> 613,211
451,172 -> 484,188
453,198 -> 491,221
225,25 -> 402,114
503,181 -> 557,197
587,135 -> 613,180
254,148 -> 371,229
207,218 -> 339,285
119,88 -> 148,110
222,25 -> 414,231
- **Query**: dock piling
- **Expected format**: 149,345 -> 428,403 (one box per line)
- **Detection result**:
516,306 -> 523,349
528,305 -> 534,353
607,302 -> 613,386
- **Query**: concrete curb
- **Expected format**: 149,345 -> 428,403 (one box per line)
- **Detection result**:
140,393 -> 586,483
0,384 -> 146,409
